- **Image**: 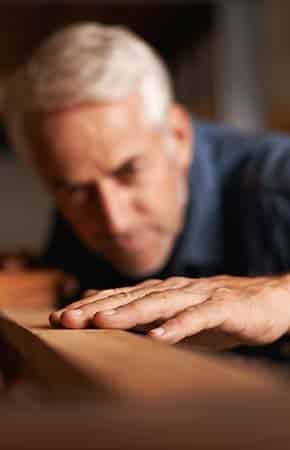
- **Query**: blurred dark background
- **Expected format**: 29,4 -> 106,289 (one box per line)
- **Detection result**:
0,1 -> 290,252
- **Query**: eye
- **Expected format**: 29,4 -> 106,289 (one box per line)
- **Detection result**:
63,184 -> 89,204
115,160 -> 143,181
116,162 -> 135,177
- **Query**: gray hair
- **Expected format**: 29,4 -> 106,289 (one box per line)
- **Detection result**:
3,23 -> 174,158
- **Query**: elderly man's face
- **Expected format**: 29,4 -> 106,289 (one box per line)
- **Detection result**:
26,95 -> 192,276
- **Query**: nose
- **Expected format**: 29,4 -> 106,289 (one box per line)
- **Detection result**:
93,180 -> 134,235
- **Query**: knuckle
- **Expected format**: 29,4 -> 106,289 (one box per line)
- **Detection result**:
213,275 -> 230,284
163,277 -> 189,287
151,292 -> 173,313
165,315 -> 189,341
165,276 -> 184,283
143,278 -> 161,284
98,289 -> 115,298
127,300 -> 149,322
97,290 -> 132,309
116,291 -> 132,303
187,278 -> 209,292
254,319 -> 282,344
135,282 -> 160,294
134,291 -> 173,319
191,301 -> 225,328
213,287 -> 232,302
83,289 -> 98,297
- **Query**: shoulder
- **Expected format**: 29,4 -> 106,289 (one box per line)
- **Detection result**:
194,120 -> 290,191
195,119 -> 290,153
193,120 -> 261,180
239,132 -> 290,193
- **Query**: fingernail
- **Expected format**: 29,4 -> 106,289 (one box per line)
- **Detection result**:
101,309 -> 116,316
49,314 -> 60,328
150,327 -> 166,337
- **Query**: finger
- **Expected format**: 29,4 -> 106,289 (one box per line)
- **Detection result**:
130,320 -> 164,335
53,279 -> 162,329
50,277 -> 189,327
89,278 -> 191,324
160,277 -> 192,288
78,277 -> 190,311
93,288 -> 208,330
49,287 -> 124,327
51,288 -> 100,327
50,291 -> 101,326
83,289 -> 99,297
149,300 -> 228,344
50,279 -> 161,327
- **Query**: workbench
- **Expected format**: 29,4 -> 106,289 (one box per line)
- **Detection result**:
1,280 -> 290,449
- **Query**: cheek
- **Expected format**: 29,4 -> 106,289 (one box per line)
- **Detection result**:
135,172 -> 180,219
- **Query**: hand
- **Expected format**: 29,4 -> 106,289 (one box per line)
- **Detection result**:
50,275 -> 290,345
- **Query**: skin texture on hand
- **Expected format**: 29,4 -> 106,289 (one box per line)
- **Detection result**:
50,275 -> 290,346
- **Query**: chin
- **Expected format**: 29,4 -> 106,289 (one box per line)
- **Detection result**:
112,255 -> 167,278
117,266 -> 159,278
86,234 -> 175,278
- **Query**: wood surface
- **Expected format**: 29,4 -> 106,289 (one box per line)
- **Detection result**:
0,270 -> 64,307
0,306 -> 287,402
1,306 -> 290,449
2,391 -> 290,450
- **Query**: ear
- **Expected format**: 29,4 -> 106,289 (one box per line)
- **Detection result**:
167,103 -> 193,172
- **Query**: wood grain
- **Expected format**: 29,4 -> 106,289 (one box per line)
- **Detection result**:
1,306 -> 290,449
0,306 -> 286,402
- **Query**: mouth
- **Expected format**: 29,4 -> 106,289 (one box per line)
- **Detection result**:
111,234 -> 148,251
97,231 -> 155,252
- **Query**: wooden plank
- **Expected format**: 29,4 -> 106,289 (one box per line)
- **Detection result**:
1,306 -> 290,449
0,308 -> 109,400
0,306 -> 286,402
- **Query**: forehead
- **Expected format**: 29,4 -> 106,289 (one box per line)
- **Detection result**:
26,95 -> 159,175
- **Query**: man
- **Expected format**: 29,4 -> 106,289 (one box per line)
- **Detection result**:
3,23 -> 290,347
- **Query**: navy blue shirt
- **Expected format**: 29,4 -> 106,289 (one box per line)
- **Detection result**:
42,120 -> 290,291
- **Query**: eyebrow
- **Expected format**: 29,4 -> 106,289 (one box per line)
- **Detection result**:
50,154 -> 143,189
49,177 -> 82,189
